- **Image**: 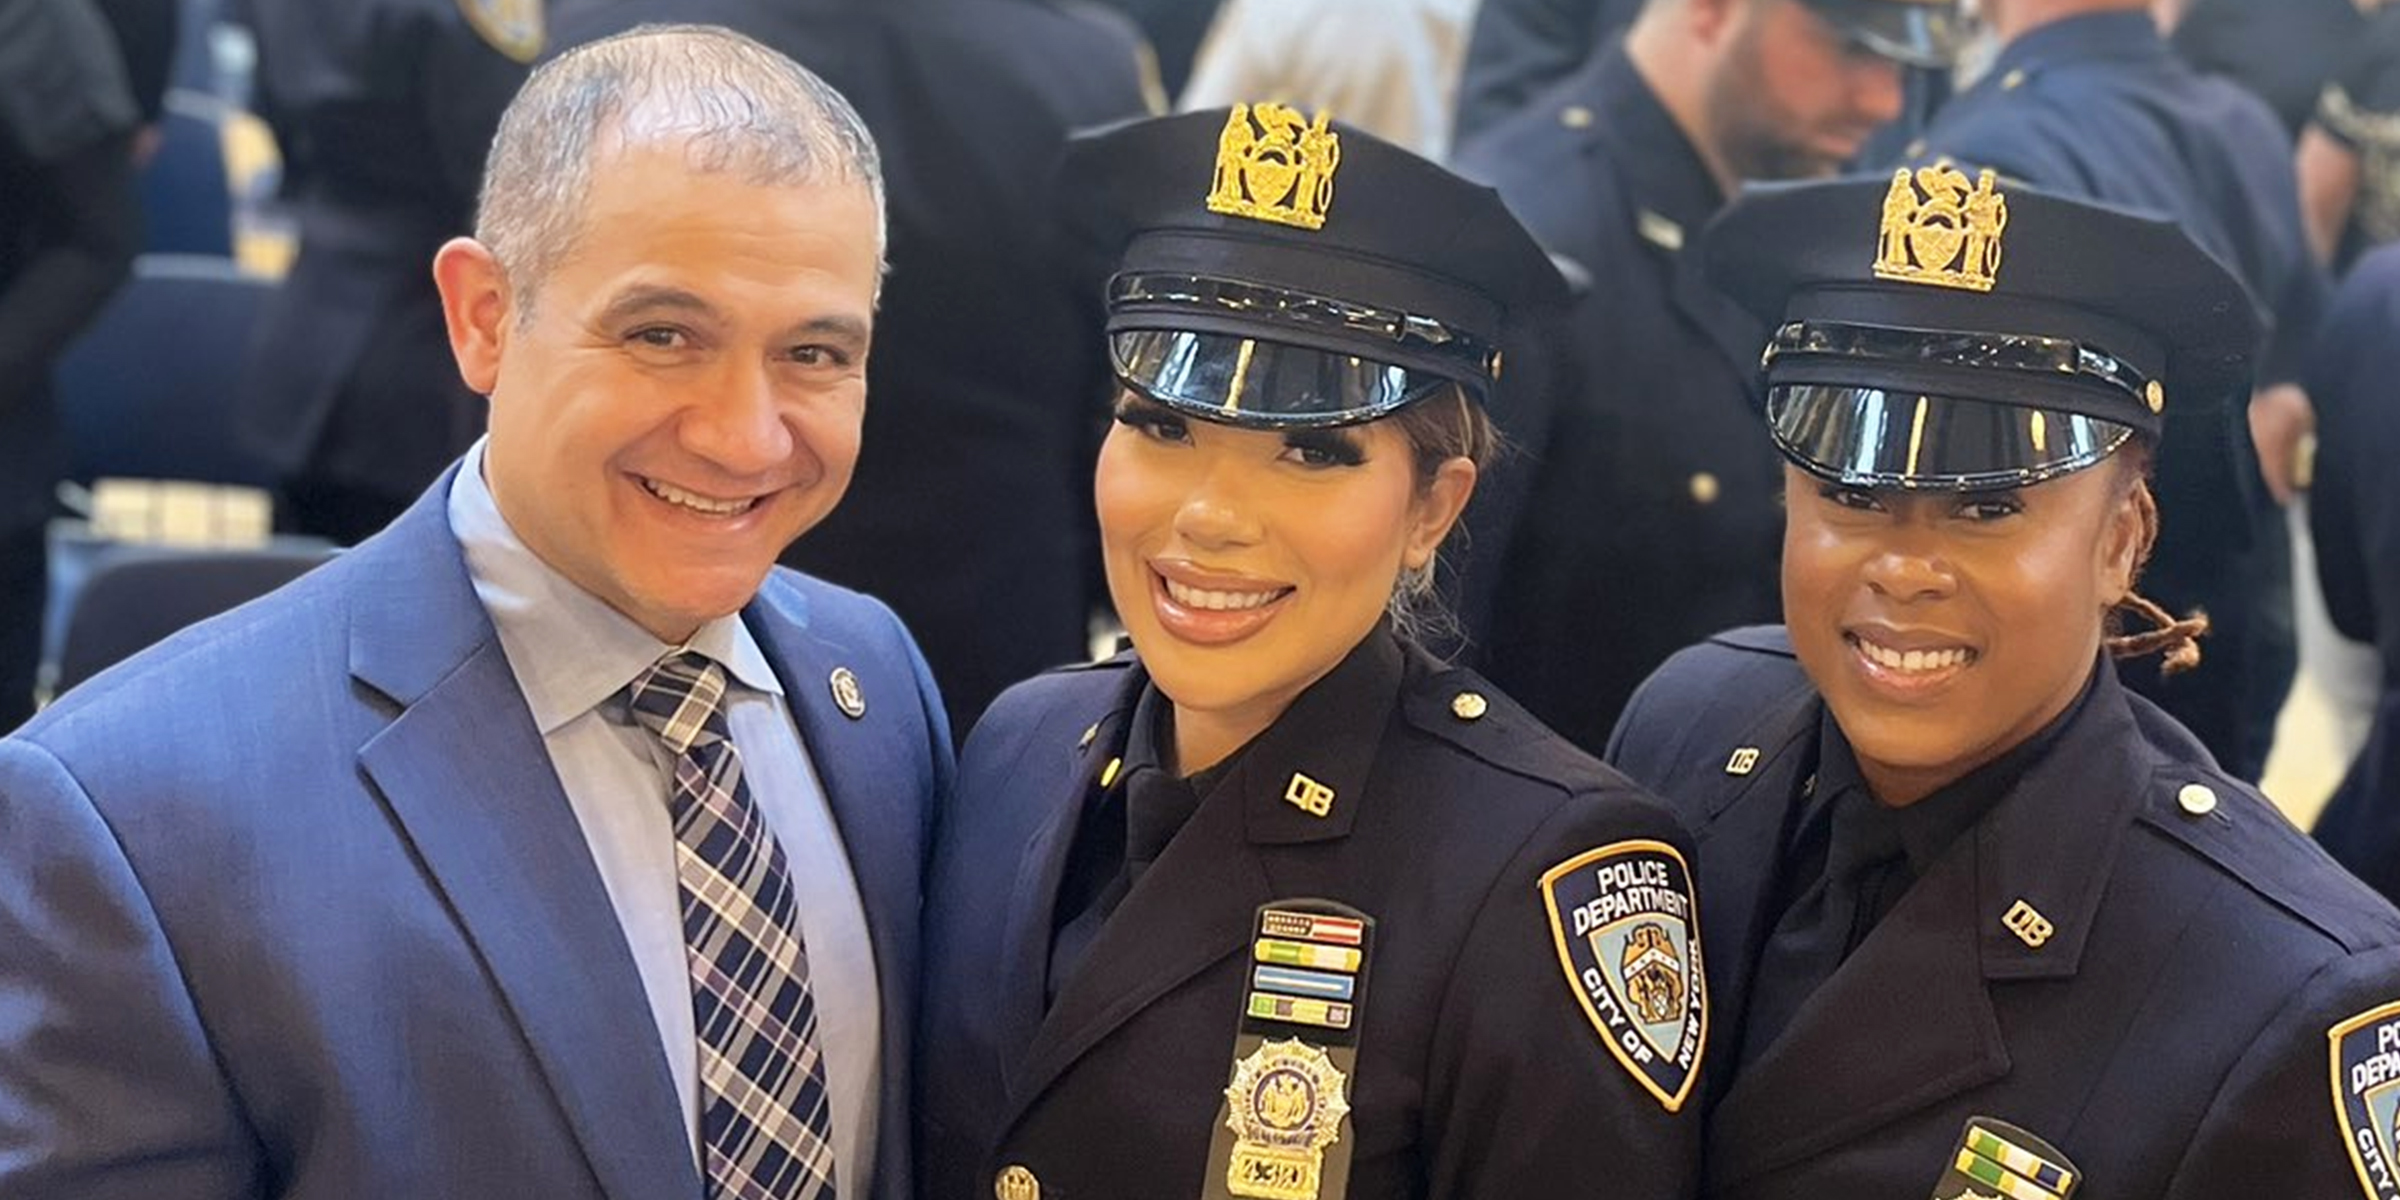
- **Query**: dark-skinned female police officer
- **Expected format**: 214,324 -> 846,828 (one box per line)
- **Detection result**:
1607,170 -> 2400,1200
917,107 -> 1705,1200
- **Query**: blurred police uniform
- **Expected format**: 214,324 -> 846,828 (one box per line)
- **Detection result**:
2307,5 -> 2400,272
547,0 -> 1156,736
2170,0 -> 2365,139
1450,0 -> 1644,146
0,0 -> 141,729
2306,244 -> 2400,905
1911,3 -> 2330,781
1609,176 -> 2400,1199
232,0 -> 534,543
1450,0 -> 1963,754
918,110 -> 1703,1200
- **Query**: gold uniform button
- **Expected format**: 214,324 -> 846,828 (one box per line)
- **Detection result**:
1078,722 -> 1098,749
1451,691 -> 1490,721
995,1164 -> 1040,1200
1689,472 -> 1721,505
2002,68 -> 2029,90
2177,783 -> 2219,817
1560,104 -> 1595,129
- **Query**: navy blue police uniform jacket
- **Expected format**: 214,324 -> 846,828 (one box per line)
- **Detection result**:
1608,626 -> 2400,1199
2304,244 -> 2400,905
918,629 -> 1703,1199
1450,37 -> 1781,756
1909,9 -> 2329,782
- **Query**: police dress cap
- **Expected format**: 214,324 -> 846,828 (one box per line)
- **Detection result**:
1801,0 -> 1969,69
1700,168 -> 2260,491
1060,104 -> 1567,428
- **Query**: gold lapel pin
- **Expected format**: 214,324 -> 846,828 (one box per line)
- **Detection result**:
1284,772 -> 1335,818
1725,747 -> 1761,776
828,667 -> 866,719
2002,899 -> 2055,949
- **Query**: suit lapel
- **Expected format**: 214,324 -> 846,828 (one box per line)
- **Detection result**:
994,671 -> 1142,1090
1005,775 -> 1272,1115
1687,682 -> 1822,1087
349,483 -> 698,1200
743,588 -> 917,1027
1705,853 -> 2009,1188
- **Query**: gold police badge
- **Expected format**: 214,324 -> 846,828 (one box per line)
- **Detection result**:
1222,1038 -> 1352,1200
1207,103 -> 1341,231
1874,164 -> 2008,293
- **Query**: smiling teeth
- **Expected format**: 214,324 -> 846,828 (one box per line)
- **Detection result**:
1859,639 -> 1972,672
645,479 -> 754,516
1165,578 -> 1283,612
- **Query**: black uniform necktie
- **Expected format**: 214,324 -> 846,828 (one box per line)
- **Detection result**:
1740,788 -> 1906,1068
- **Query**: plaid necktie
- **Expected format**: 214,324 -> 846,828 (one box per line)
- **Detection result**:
628,651 -> 840,1200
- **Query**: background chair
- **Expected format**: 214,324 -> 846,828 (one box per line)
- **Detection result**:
53,253 -> 281,489
50,543 -> 334,695
140,90 -> 237,257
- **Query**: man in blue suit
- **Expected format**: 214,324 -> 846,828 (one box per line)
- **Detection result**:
0,24 -> 951,1200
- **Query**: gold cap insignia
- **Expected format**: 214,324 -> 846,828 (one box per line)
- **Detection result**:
1875,165 -> 2008,293
1208,103 -> 1341,231
1223,1038 -> 1352,1199
828,667 -> 866,719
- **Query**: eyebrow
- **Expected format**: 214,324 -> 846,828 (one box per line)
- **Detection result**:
595,284 -> 718,329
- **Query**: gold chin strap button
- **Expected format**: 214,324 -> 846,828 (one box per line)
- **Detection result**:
995,1164 -> 1039,1200
1451,691 -> 1489,721
2177,783 -> 2219,817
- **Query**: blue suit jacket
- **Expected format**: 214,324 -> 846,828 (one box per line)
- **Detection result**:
0,469 -> 952,1199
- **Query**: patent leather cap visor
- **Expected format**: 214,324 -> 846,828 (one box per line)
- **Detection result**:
1768,383 -> 2136,491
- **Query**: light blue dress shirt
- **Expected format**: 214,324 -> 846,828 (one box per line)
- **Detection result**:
448,442 -> 879,1194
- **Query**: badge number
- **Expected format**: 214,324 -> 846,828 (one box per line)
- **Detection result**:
2332,1000 -> 2400,1199
1539,840 -> 1706,1111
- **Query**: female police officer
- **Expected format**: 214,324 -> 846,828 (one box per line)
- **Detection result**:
916,107 -> 1704,1200
1608,170 -> 2400,1199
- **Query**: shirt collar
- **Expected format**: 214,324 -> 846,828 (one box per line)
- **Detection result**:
1813,660 -> 2101,877
447,438 -> 784,736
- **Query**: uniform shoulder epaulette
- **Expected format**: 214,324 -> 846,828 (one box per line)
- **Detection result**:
2138,765 -> 2400,954
1397,666 -> 1631,796
1704,624 -> 1799,658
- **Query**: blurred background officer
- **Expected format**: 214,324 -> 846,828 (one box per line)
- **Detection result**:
548,0 -> 1156,736
920,107 -> 1700,1200
1086,0 -> 1219,101
2165,0 -> 2364,140
94,0 -> 182,165
2299,5 -> 2400,272
2304,245 -> 2400,903
1912,0 -> 2330,783
229,0 -> 535,545
1450,0 -> 1965,753
1613,175 -> 2400,1197
1451,0 -> 1645,146
1179,0 -> 1479,159
0,0 -> 144,730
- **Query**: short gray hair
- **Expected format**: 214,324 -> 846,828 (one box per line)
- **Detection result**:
474,23 -> 886,310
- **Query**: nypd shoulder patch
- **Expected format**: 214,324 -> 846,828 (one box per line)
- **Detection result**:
457,0 -> 544,64
2332,999 -> 2400,1199
1538,839 -> 1706,1111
